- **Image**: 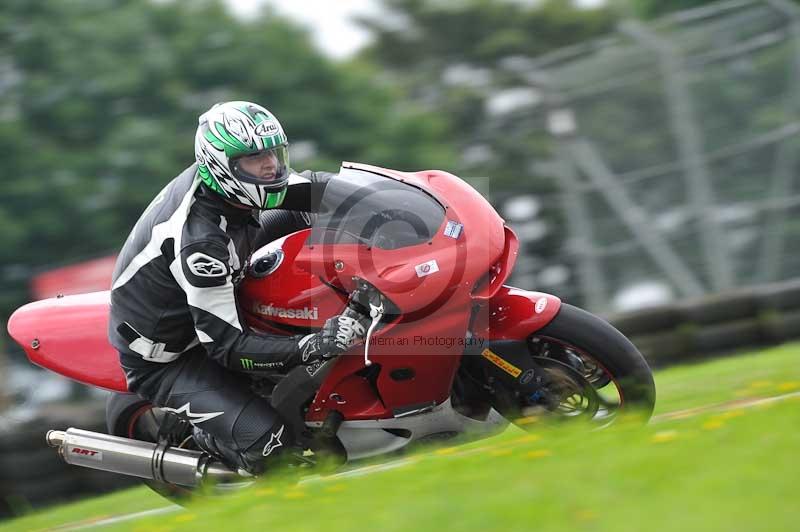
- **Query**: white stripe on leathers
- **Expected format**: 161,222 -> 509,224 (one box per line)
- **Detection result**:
169,184 -> 243,332
219,215 -> 241,273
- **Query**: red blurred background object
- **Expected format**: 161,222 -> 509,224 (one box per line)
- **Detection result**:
31,255 -> 117,300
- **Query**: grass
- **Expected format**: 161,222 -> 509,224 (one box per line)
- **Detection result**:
2,343 -> 799,532
0,488 -> 161,532
652,342 -> 800,414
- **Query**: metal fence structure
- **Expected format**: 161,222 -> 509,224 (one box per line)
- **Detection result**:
489,0 -> 800,313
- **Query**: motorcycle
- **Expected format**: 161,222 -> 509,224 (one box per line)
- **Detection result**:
7,161 -> 655,500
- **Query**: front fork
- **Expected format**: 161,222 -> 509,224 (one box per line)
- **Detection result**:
465,340 -> 549,405
460,313 -> 591,419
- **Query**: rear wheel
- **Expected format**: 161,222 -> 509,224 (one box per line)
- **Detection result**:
503,304 -> 656,427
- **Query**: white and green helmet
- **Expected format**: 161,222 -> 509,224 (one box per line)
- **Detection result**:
194,101 -> 290,209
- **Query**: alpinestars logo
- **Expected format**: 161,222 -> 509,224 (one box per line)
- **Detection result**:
253,302 -> 319,320
186,252 -> 228,278
262,425 -> 285,457
162,402 -> 224,425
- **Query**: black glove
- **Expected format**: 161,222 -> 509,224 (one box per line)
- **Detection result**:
297,309 -> 370,364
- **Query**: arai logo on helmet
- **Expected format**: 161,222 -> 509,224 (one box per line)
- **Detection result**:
254,121 -> 280,137
535,297 -> 548,314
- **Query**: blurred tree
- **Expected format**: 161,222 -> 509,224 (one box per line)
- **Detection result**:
0,0 -> 455,322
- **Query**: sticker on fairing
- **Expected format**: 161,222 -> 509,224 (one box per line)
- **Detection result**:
415,259 -> 439,278
443,220 -> 463,239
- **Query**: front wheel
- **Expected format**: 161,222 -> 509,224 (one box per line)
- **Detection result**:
498,303 -> 656,427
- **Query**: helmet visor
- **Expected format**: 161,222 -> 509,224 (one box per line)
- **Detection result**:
230,145 -> 290,188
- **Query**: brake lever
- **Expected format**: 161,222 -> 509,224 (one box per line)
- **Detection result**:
348,278 -> 385,366
363,298 -> 384,366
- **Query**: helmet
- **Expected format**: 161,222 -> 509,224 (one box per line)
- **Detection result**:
194,101 -> 290,209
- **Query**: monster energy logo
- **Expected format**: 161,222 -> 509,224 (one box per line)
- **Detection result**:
238,358 -> 283,371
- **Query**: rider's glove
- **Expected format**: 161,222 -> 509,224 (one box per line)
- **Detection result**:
297,309 -> 369,364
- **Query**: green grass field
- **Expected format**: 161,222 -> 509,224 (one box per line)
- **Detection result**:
2,343 -> 799,532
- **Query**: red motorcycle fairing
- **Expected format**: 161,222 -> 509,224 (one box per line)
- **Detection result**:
244,163 -> 561,423
240,162 -> 511,421
476,286 -> 562,341
302,286 -> 561,423
7,291 -> 129,392
238,231 -> 348,333
240,226 -> 488,421
304,296 -> 472,422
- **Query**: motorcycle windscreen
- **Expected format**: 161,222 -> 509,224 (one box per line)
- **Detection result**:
7,291 -> 128,392
307,167 -> 446,251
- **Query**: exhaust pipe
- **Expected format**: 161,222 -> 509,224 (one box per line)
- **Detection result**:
46,428 -> 241,487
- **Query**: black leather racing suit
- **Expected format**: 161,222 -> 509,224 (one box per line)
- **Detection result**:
109,163 -> 330,474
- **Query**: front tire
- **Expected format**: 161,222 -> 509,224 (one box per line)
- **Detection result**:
512,303 -> 656,425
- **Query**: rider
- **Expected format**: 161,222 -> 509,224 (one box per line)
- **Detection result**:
108,101 -> 368,475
